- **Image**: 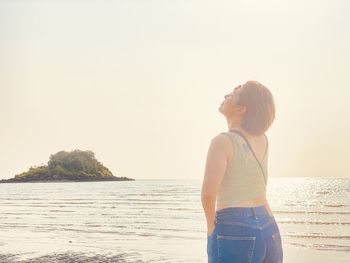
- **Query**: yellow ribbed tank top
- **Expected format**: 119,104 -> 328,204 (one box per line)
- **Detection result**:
216,131 -> 269,207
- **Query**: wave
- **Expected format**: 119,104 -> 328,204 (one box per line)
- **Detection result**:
274,210 -> 350,214
290,242 -> 350,252
285,203 -> 347,207
323,204 -> 347,207
285,233 -> 350,239
279,220 -> 350,225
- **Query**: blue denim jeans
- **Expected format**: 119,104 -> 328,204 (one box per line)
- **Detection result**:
207,204 -> 283,263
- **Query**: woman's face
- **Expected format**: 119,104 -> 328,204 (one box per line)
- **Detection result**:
219,85 -> 245,115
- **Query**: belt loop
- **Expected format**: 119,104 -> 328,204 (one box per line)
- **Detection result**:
251,207 -> 258,220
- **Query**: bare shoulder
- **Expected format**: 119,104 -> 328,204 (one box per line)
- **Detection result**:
209,133 -> 233,161
210,133 -> 232,145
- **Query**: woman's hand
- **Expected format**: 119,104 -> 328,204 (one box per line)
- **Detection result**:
207,222 -> 216,237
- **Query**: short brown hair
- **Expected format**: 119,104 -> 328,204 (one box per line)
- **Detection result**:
237,81 -> 275,136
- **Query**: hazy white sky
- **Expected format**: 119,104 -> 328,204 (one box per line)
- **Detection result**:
1,0 -> 349,180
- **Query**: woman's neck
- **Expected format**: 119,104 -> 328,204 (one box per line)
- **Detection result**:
227,120 -> 241,131
228,126 -> 259,139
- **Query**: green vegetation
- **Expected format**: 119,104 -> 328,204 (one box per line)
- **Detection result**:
0,149 -> 134,183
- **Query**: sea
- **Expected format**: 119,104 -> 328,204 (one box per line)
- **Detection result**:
0,177 -> 349,262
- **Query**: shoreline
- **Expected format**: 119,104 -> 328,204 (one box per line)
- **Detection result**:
1,246 -> 349,263
0,251 -> 145,263
283,245 -> 350,263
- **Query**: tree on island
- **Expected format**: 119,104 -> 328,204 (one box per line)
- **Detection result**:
0,149 -> 134,183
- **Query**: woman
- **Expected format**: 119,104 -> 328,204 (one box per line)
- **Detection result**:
201,81 -> 283,263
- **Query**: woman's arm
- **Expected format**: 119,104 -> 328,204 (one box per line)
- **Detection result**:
201,134 -> 230,235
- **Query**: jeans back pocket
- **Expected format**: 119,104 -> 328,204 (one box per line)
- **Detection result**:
217,235 -> 256,263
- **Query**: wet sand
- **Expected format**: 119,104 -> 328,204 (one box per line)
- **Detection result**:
283,246 -> 349,263
1,247 -> 349,263
0,252 -> 145,263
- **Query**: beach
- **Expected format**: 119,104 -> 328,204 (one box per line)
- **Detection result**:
0,246 -> 349,263
0,251 -> 143,263
283,246 -> 349,263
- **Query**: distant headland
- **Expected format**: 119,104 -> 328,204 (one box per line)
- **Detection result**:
0,149 -> 134,183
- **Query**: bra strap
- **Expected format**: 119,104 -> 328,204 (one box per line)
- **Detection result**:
229,129 -> 267,185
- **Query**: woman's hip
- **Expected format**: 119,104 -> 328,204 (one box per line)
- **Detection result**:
207,204 -> 282,263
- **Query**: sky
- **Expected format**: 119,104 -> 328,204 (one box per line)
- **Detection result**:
0,0 -> 349,180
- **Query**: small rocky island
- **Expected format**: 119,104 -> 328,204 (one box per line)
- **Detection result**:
0,149 -> 134,183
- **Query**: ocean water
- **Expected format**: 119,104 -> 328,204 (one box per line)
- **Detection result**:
0,177 -> 349,262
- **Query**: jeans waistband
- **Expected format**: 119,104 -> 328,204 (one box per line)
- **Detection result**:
215,204 -> 269,217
